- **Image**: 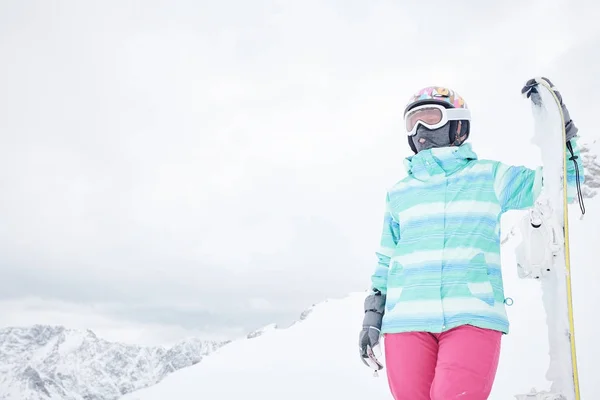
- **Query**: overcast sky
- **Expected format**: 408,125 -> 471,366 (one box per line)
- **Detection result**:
0,0 -> 599,345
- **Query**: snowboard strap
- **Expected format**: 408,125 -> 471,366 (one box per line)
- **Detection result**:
566,140 -> 585,215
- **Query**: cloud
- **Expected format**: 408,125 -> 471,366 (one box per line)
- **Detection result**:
0,297 -> 243,345
0,0 -> 598,342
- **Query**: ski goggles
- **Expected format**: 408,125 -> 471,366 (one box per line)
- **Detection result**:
404,104 -> 471,136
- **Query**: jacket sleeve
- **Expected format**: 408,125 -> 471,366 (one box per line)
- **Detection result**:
370,192 -> 401,294
493,137 -> 585,212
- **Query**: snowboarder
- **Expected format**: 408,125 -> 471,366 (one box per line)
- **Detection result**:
358,78 -> 585,400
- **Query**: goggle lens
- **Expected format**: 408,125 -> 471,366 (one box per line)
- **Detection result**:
405,107 -> 443,133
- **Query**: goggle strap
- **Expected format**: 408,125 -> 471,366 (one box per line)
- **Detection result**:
445,107 -> 471,121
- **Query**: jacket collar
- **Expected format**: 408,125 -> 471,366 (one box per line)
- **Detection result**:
403,143 -> 478,181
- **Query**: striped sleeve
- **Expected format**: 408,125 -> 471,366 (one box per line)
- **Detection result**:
370,192 -> 400,294
493,137 -> 586,212
493,162 -> 542,212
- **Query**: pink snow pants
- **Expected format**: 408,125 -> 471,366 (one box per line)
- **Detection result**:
384,325 -> 502,400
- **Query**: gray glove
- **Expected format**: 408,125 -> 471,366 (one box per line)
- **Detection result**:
359,289 -> 385,371
521,77 -> 578,142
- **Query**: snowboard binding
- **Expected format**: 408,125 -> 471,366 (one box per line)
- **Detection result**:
515,199 -> 563,280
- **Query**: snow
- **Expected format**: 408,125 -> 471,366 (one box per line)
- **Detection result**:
121,143 -> 600,399
58,330 -> 87,355
123,296 -> 393,400
28,333 -> 59,367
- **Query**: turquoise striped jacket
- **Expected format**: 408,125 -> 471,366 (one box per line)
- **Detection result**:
372,140 -> 585,334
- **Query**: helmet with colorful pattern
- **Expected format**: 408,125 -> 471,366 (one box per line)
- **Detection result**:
403,86 -> 471,153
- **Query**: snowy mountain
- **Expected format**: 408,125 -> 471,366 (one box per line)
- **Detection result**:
0,325 -> 229,400
121,139 -> 600,400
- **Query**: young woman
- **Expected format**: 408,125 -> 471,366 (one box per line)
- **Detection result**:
358,78 -> 584,400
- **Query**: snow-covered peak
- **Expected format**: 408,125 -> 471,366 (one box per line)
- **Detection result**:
0,324 -> 229,400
